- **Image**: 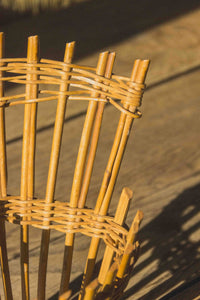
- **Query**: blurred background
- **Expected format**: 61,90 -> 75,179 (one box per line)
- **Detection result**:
0,0 -> 200,299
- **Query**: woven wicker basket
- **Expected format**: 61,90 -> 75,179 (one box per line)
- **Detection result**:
0,33 -> 149,299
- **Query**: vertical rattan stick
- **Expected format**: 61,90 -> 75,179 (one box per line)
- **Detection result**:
59,52 -> 109,296
78,54 -> 116,300
78,52 -> 116,209
0,223 -> 12,300
116,243 -> 136,280
98,187 -> 132,284
0,32 -> 13,300
94,112 -> 126,213
27,71 -> 38,201
44,42 -> 75,205
70,51 -> 110,208
20,35 -> 39,300
0,33 -> 7,197
80,60 -> 149,297
105,244 -> 136,300
100,261 -> 119,297
59,290 -> 72,300
83,279 -> 99,300
37,41 -> 75,300
126,210 -> 143,245
115,211 -> 143,280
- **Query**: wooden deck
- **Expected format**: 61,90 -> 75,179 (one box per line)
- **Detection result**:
0,1 -> 200,299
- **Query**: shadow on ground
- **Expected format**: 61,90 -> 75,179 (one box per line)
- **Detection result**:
1,1 -> 200,299
1,0 -> 200,60
48,183 -> 200,299
122,183 -> 200,299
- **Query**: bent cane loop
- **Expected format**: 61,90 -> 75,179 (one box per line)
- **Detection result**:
38,41 -> 75,300
0,32 -> 13,300
59,51 -> 111,297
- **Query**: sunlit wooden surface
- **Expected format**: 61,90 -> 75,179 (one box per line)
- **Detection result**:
0,3 -> 200,299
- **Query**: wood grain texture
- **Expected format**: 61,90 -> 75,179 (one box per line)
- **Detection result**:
0,5 -> 200,300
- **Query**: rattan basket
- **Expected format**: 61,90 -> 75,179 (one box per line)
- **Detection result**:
0,33 -> 149,299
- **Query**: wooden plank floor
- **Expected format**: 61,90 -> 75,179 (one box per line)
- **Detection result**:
0,2 -> 200,299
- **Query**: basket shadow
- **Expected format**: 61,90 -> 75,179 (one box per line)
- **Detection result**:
122,183 -> 200,299
49,260 -> 102,300
48,183 -> 200,299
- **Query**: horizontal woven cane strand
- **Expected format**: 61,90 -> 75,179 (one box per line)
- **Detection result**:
0,58 -> 145,118
0,197 -> 132,255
